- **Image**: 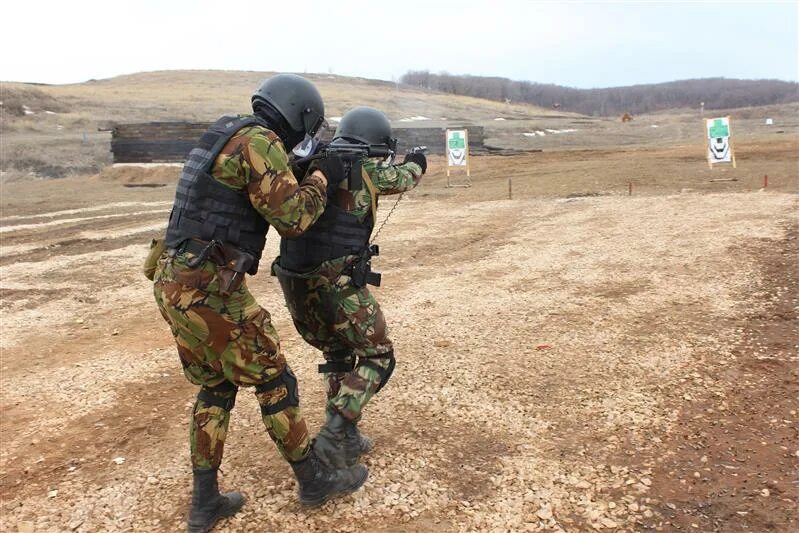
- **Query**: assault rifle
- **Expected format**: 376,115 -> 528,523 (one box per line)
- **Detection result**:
292,142 -> 394,167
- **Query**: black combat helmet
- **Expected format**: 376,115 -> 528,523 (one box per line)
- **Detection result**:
251,74 -> 326,140
333,106 -> 394,147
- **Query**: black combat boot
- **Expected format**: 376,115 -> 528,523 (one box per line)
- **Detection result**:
290,447 -> 368,507
187,469 -> 245,533
315,409 -> 373,467
349,423 -> 374,457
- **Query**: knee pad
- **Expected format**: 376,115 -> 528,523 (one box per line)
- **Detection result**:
255,366 -> 300,415
358,350 -> 395,394
197,381 -> 238,411
318,348 -> 356,374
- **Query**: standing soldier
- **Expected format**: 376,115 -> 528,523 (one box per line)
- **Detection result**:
152,74 -> 366,533
273,106 -> 427,469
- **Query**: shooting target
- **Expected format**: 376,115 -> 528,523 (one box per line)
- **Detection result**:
708,136 -> 731,162
706,117 -> 734,165
446,130 -> 468,166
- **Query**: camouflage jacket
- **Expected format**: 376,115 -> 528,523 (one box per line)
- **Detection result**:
294,157 -> 423,278
330,158 -> 423,222
212,119 -> 327,238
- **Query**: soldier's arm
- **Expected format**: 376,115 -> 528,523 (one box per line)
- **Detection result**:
364,159 -> 423,196
244,129 -> 327,238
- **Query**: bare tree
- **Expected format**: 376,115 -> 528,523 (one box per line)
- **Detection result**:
398,72 -> 799,116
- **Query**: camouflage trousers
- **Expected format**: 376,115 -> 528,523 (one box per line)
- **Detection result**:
274,256 -> 394,422
154,252 -> 310,470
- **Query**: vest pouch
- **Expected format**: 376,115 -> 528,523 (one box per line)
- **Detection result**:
143,237 -> 167,281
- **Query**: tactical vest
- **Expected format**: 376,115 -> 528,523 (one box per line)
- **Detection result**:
165,115 -> 270,265
279,162 -> 374,273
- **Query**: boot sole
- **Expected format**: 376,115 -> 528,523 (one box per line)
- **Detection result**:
299,468 -> 368,508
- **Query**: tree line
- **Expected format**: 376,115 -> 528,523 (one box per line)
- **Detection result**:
399,71 -> 799,116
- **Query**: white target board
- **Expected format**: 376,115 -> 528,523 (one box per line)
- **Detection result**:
445,129 -> 471,185
706,116 -> 736,167
446,129 -> 469,166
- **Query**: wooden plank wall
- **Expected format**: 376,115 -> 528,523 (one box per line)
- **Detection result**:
111,122 -> 484,163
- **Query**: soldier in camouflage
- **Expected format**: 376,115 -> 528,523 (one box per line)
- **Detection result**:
273,106 -> 426,469
153,74 -> 366,533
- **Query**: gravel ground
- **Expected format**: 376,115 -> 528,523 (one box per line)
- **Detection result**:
1,157 -> 797,531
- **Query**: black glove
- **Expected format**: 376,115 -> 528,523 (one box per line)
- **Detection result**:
310,154 -> 346,190
403,152 -> 427,174
291,142 -> 328,178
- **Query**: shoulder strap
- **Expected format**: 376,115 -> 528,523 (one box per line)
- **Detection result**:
361,165 -> 378,225
201,115 -> 263,173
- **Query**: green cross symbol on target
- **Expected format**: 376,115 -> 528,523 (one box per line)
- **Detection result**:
449,132 -> 466,149
709,119 -> 729,138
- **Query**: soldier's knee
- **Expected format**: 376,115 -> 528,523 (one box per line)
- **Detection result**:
197,381 -> 238,411
254,366 -> 300,416
358,350 -> 395,393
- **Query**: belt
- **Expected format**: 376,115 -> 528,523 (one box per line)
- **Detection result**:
170,239 -> 259,275
170,239 -> 226,267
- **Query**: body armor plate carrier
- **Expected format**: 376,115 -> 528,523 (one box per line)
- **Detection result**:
165,115 -> 271,272
279,162 -> 373,273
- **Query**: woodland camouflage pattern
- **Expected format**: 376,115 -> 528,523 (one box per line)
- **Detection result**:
212,121 -> 326,237
276,158 -> 423,421
154,122 -> 326,470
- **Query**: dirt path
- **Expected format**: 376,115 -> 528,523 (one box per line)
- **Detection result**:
1,159 -> 797,531
636,225 -> 798,532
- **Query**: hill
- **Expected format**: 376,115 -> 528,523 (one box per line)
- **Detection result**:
1,70 -> 797,180
1,70 -> 564,126
400,72 -> 799,116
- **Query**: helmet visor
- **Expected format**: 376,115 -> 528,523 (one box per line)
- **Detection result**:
291,124 -> 327,158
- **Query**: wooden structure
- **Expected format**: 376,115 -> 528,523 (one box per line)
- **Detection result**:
111,122 -> 484,163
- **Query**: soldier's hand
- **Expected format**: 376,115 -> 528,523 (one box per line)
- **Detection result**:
311,154 -> 346,191
403,152 -> 427,174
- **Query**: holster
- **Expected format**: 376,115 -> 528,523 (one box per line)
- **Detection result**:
143,237 -> 166,281
350,245 -> 381,288
176,239 -> 256,296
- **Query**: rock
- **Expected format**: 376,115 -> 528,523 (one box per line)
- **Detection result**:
536,507 -> 553,520
17,521 -> 35,533
47,489 -> 58,498
601,517 -> 618,528
575,480 -> 592,489
760,488 -> 770,497
113,457 -> 126,465
147,476 -> 159,484
640,477 -> 652,486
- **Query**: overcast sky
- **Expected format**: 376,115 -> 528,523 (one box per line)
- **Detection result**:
1,1 -> 796,88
